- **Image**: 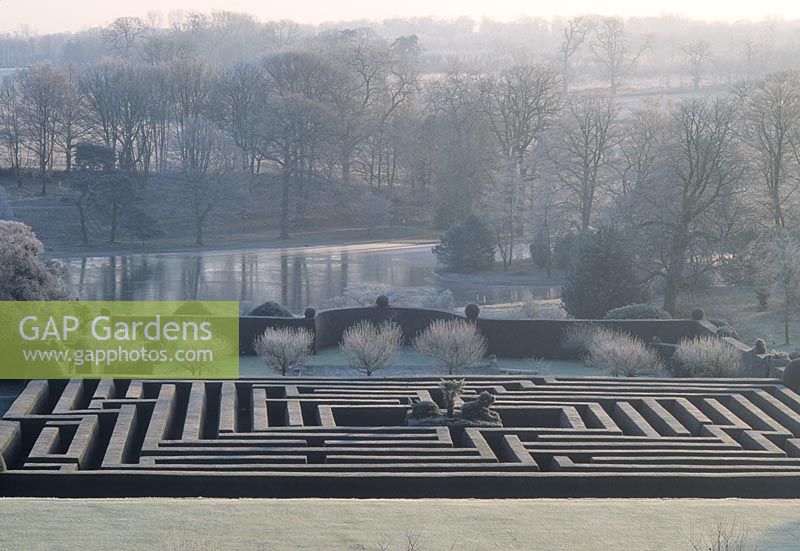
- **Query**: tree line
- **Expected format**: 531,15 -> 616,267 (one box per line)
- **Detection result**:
2,15 -> 800,316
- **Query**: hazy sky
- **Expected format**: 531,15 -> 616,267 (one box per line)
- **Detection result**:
1,0 -> 799,34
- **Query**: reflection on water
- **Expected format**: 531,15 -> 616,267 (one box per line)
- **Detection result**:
63,245 -> 560,313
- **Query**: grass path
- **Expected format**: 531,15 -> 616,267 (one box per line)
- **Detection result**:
1,498 -> 798,550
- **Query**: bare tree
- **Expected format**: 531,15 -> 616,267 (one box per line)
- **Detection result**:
529,167 -> 570,278
16,63 -> 67,194
55,66 -> 90,172
265,20 -> 303,50
362,38 -> 419,188
683,40 -> 713,90
589,17 -> 652,95
766,231 -> 800,345
741,36 -> 761,81
103,17 -> 145,58
259,51 -> 337,238
737,72 -> 800,229
657,98 -> 742,314
175,116 -> 237,245
485,64 -> 562,175
215,62 -> 265,174
425,68 -> 495,226
169,57 -> 217,147
482,164 -> 523,270
324,29 -> 417,186
547,94 -> 620,231
79,59 -> 123,154
114,62 -> 151,174
560,17 -> 590,94
616,103 -> 667,205
0,77 -> 24,186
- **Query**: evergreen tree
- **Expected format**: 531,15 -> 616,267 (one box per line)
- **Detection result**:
561,226 -> 646,318
432,215 -> 496,273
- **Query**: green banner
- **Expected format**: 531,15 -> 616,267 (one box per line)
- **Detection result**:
0,301 -> 239,379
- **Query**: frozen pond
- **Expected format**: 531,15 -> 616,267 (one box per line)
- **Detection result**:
61,243 -> 560,313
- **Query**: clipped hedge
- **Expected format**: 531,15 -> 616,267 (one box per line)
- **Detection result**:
249,301 -> 293,318
604,304 -> 671,320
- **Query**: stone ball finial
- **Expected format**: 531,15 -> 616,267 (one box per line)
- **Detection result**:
304,307 -> 316,319
691,308 -> 705,321
783,359 -> 800,393
376,295 -> 389,308
754,338 -> 767,355
465,303 -> 480,321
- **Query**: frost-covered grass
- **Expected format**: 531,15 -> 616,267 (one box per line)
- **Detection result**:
667,285 -> 800,353
1,498 -> 798,551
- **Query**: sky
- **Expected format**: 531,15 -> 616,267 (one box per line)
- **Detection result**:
1,0 -> 799,34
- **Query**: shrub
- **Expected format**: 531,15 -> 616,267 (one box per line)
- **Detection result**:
248,301 -> 293,317
529,229 -> 551,269
587,329 -> 664,377
672,335 -> 744,377
755,286 -> 770,311
559,324 -> 598,359
414,319 -> 487,374
432,215 -> 495,273
552,232 -> 580,270
340,321 -> 403,376
561,226 -> 647,319
0,221 -> 71,300
354,191 -> 394,234
253,327 -> 314,375
604,304 -> 671,320
420,288 -> 454,310
688,516 -> 758,551
75,143 -> 115,171
515,296 -> 567,319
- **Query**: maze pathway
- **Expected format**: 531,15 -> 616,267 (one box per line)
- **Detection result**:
2,376 -> 800,497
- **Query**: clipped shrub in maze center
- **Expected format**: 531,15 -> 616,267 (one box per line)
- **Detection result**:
439,378 -> 465,417
405,390 -> 502,427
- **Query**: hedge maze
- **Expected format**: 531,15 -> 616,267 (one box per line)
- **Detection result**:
2,376 -> 800,497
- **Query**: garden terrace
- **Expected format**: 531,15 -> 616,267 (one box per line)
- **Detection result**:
2,376 -> 800,498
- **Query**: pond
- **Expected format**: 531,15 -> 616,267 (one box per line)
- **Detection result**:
61,243 -> 560,313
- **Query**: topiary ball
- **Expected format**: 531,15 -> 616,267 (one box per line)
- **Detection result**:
465,303 -> 480,321
691,308 -> 705,321
304,307 -> 316,319
783,359 -> 800,393
376,295 -> 390,308
754,338 -> 767,355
